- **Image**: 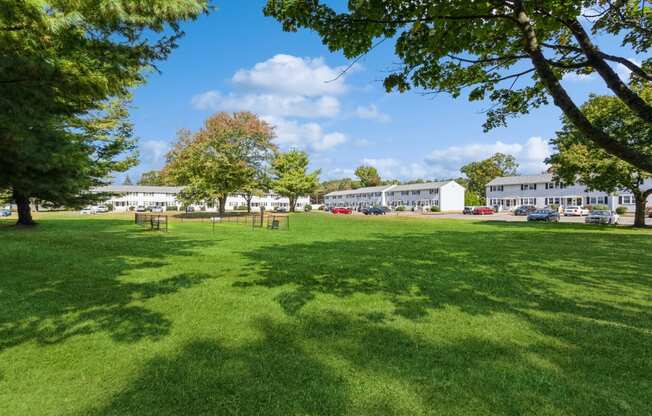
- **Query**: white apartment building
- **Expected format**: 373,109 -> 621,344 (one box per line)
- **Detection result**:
92,185 -> 310,212
486,174 -> 652,211
323,181 -> 465,211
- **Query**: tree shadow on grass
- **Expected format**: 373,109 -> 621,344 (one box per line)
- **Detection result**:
86,317 -> 349,416
0,219 -> 217,351
87,311 -> 649,415
231,224 -> 652,413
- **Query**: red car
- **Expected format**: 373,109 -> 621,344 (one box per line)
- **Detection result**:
473,206 -> 495,215
331,207 -> 352,214
648,208 -> 652,218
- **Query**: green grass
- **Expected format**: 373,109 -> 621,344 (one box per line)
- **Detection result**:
0,212 -> 651,416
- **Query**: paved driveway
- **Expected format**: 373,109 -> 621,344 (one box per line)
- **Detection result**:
409,212 -> 651,226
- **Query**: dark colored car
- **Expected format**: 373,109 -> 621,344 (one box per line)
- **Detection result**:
514,205 -> 537,216
472,206 -> 494,215
332,207 -> 352,214
463,206 -> 474,215
363,207 -> 386,215
527,209 -> 560,222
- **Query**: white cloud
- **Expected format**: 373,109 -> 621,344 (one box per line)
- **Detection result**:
263,116 -> 347,152
354,104 -> 391,123
361,158 -> 429,180
191,90 -> 340,118
425,137 -> 551,177
232,54 -> 349,97
140,139 -> 171,167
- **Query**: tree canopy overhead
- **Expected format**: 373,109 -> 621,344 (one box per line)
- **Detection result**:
1,0 -> 210,128
264,0 -> 652,172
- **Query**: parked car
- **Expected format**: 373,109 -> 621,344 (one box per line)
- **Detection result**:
150,206 -> 164,213
0,209 -> 11,217
331,207 -> 352,214
585,210 -> 619,225
135,206 -> 147,212
563,206 -> 589,216
185,206 -> 195,213
274,207 -> 288,213
472,206 -> 494,215
527,209 -> 560,222
363,207 -> 386,215
514,205 -> 537,216
95,205 -> 109,213
80,206 -> 96,215
463,206 -> 475,215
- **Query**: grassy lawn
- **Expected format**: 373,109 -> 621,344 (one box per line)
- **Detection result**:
0,212 -> 650,416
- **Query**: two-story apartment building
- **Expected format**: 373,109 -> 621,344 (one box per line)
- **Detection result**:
485,174 -> 652,211
92,185 -> 310,212
323,181 -> 465,211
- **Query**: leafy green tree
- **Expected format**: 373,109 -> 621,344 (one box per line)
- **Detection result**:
242,170 -> 273,213
549,84 -> 652,227
1,1 -> 209,128
272,150 -> 320,212
264,1 -> 652,172
461,153 -> 519,199
355,165 -> 381,187
1,1 -> 209,225
165,112 -> 277,216
138,171 -> 167,186
0,98 -> 138,225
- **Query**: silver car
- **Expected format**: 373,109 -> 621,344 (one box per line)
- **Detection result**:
585,210 -> 619,225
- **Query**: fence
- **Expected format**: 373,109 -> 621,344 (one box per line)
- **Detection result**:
210,212 -> 289,232
135,213 -> 168,232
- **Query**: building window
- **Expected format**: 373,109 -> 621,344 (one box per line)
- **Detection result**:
520,198 -> 536,205
412,190 -> 420,195
489,185 -> 504,192
520,183 -> 537,191
619,195 -> 634,205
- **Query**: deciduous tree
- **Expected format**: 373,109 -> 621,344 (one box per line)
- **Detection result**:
138,171 -> 167,186
272,150 -> 320,212
549,83 -> 652,227
355,165 -> 381,187
264,0 -> 652,172
461,153 -> 519,199
165,112 -> 277,216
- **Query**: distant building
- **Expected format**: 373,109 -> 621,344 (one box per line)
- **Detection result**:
323,181 -> 465,211
485,174 -> 652,210
92,185 -> 310,212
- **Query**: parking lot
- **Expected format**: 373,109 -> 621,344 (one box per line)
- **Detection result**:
401,211 -> 652,226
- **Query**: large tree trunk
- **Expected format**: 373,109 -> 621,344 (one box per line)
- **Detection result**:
288,196 -> 297,212
512,5 -> 652,173
245,195 -> 252,213
218,196 -> 227,216
14,191 -> 35,226
633,190 -> 650,228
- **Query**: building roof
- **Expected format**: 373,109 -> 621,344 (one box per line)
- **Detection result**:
324,185 -> 395,197
486,174 -> 553,186
390,180 -> 456,192
91,185 -> 185,194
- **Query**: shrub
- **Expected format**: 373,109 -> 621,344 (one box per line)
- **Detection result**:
234,205 -> 248,211
548,204 -> 559,210
615,206 -> 628,215
430,205 -> 441,212
304,204 -> 312,212
592,204 -> 609,211
395,206 -> 406,211
318,205 -> 325,210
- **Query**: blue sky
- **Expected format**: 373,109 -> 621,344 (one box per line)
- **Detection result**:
121,0 -> 638,184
